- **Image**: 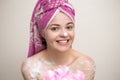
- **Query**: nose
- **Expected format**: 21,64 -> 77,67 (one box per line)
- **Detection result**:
59,29 -> 68,37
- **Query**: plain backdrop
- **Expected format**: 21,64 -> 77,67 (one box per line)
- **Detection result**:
0,0 -> 120,80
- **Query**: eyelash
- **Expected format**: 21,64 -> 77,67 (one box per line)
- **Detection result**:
50,25 -> 74,31
51,27 -> 58,31
66,26 -> 73,30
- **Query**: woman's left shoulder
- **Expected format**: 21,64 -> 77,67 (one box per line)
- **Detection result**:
73,50 -> 96,80
80,53 -> 95,66
73,50 -> 95,68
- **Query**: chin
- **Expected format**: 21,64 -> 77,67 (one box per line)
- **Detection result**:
55,46 -> 71,52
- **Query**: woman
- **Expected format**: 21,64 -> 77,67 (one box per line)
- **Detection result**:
21,0 -> 95,80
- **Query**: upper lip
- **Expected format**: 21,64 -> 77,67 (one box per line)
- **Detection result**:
56,38 -> 70,40
56,39 -> 69,42
56,39 -> 69,41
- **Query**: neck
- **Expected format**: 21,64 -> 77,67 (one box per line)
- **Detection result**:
45,48 -> 73,66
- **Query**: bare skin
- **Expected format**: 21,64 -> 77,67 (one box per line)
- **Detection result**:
22,49 -> 95,80
21,12 -> 95,80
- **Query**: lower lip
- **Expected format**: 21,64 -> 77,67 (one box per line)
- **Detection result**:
57,41 -> 69,46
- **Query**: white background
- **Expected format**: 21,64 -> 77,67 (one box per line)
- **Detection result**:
0,0 -> 120,80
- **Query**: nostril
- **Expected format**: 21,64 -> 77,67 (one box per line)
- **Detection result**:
64,32 -> 68,36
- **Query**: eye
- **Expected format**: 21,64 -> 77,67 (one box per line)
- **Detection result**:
50,27 -> 59,31
66,25 -> 74,30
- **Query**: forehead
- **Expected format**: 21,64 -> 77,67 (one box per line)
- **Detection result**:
49,12 -> 73,25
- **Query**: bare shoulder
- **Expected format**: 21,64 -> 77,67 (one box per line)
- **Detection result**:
21,53 -> 40,72
21,57 -> 38,80
75,50 -> 95,67
21,51 -> 45,80
21,58 -> 32,80
73,50 -> 95,80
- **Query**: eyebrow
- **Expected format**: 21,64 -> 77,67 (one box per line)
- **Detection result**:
67,22 -> 74,25
49,22 -> 74,27
49,24 -> 60,27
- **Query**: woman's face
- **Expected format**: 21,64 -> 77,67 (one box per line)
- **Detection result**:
44,12 -> 75,52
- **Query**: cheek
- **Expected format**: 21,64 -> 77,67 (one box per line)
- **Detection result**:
70,31 -> 75,39
44,32 -> 57,42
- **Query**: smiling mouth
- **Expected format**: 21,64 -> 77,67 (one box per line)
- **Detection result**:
56,40 -> 69,44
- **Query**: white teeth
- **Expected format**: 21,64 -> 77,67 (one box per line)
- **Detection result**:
58,40 -> 67,43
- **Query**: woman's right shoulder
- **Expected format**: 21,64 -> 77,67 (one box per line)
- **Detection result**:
21,53 -> 44,80
21,51 -> 44,70
21,58 -> 33,80
21,57 -> 36,75
21,57 -> 34,69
